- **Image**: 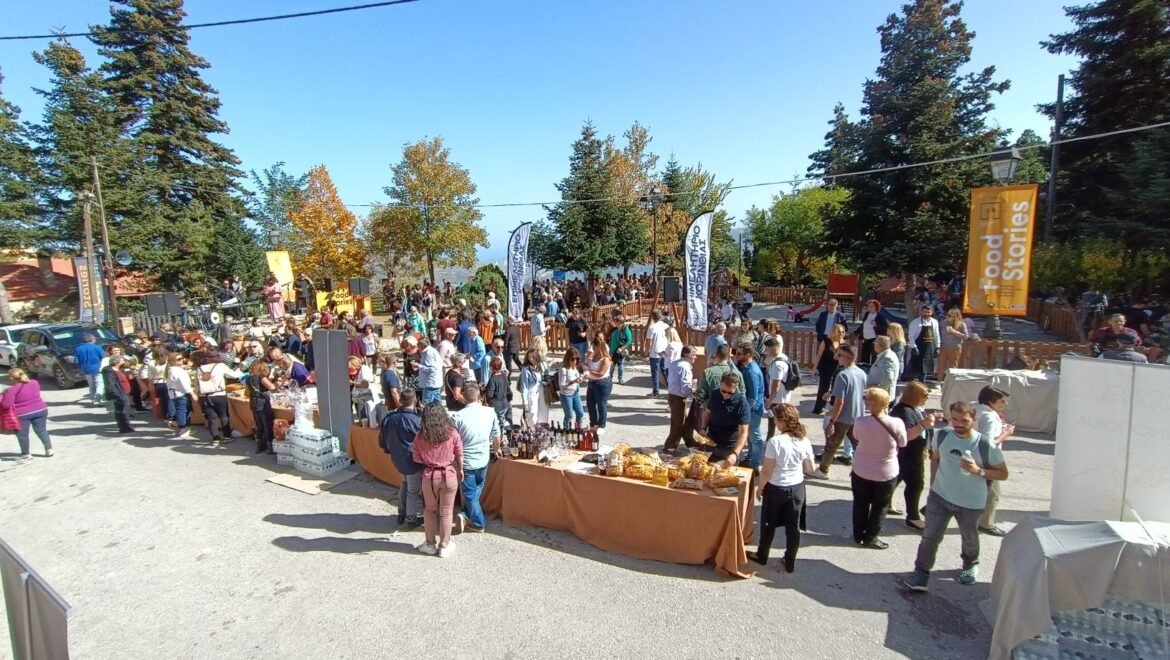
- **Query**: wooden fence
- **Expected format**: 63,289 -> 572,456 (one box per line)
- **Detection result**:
520,321 -> 1090,371
752,287 -> 826,305
1026,299 -> 1083,343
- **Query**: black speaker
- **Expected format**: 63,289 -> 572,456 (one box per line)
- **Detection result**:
348,277 -> 371,296
163,292 -> 183,316
662,276 -> 681,303
145,293 -> 167,317
323,277 -> 334,292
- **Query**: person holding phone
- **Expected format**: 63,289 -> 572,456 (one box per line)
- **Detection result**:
974,386 -> 1015,536
902,401 -> 1009,592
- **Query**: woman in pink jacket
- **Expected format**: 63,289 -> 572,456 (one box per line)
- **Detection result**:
1,368 -> 53,460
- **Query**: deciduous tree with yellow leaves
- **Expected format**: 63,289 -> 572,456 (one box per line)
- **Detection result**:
288,165 -> 365,282
367,137 -> 487,286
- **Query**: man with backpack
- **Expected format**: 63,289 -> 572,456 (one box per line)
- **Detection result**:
902,401 -> 1009,592
763,337 -> 800,439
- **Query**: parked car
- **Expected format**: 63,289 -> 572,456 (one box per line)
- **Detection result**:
0,323 -> 46,368
16,324 -> 124,389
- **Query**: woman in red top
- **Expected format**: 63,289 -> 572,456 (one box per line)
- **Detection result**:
411,402 -> 464,558
1,368 -> 52,459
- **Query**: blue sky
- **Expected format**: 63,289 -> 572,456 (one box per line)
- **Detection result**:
1,0 -> 1077,261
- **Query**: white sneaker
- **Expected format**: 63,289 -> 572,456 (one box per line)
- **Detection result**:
439,542 -> 456,559
809,469 -> 830,481
175,429 -> 192,440
415,542 -> 438,556
452,513 -> 466,535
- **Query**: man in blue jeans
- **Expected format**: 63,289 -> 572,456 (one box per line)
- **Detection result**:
451,382 -> 500,533
379,390 -> 423,527
411,337 -> 444,405
733,345 -> 766,470
902,401 -> 1009,592
74,334 -> 106,405
645,310 -> 669,397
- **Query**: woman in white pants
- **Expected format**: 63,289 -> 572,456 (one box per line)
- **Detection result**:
518,348 -> 549,429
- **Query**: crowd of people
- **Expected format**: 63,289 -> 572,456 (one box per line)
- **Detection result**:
2,280 -> 1020,589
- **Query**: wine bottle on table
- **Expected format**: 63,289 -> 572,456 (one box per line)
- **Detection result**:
590,428 -> 599,452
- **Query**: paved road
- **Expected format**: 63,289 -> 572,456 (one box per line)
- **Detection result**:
0,327 -> 1055,658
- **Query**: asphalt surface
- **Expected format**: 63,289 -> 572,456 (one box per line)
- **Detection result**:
0,303 -> 1057,659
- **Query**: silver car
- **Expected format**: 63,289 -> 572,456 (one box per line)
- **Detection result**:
0,323 -> 46,368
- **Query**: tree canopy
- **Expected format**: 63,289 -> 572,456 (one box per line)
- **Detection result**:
368,136 -> 488,286
810,0 -> 1009,282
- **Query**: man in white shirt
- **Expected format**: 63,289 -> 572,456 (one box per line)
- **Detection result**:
763,337 -> 790,439
645,310 -> 670,397
663,346 -> 698,455
908,305 -> 941,382
721,299 -> 735,324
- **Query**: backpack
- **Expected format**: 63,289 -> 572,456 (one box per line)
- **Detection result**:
933,429 -> 994,487
769,354 -> 802,391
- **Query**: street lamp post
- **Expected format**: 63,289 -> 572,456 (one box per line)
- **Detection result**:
641,187 -> 663,282
983,147 -> 1023,340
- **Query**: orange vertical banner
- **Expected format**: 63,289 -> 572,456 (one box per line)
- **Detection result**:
963,184 -> 1039,317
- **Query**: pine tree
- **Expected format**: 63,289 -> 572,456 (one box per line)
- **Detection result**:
30,39 -> 138,250
208,215 -> 267,288
90,0 -> 252,286
532,122 -> 624,279
0,69 -> 42,250
248,162 -> 308,251
288,166 -> 366,283
807,103 -> 862,183
1042,0 -> 1170,249
810,0 -> 1009,291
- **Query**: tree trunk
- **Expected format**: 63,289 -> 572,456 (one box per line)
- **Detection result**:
426,252 -> 435,290
0,279 -> 13,324
904,271 -> 918,320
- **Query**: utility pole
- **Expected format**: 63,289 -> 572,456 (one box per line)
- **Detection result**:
80,191 -> 102,325
91,156 -> 119,323
1044,74 -> 1065,245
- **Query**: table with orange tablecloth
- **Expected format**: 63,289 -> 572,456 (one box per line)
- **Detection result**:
475,455 -> 754,578
346,425 -> 402,487
285,416 -> 755,577
226,395 -> 295,435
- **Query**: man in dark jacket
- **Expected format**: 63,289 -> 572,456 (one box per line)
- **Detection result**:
503,317 -> 523,371
379,390 -> 423,527
102,356 -> 134,433
814,298 -> 848,343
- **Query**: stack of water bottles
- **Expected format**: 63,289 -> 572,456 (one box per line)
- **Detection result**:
282,382 -> 351,477
1012,596 -> 1168,659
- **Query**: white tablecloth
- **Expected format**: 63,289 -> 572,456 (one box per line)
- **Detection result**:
989,517 -> 1170,659
941,368 -> 1059,433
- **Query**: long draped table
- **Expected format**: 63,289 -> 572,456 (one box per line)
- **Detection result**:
344,441 -> 754,578
221,395 -> 754,577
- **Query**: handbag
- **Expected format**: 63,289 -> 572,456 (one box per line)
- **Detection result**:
1,385 -> 23,432
1,405 -> 19,433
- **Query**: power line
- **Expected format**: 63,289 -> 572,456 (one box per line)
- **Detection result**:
0,0 -> 421,41
106,119 -> 1170,210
